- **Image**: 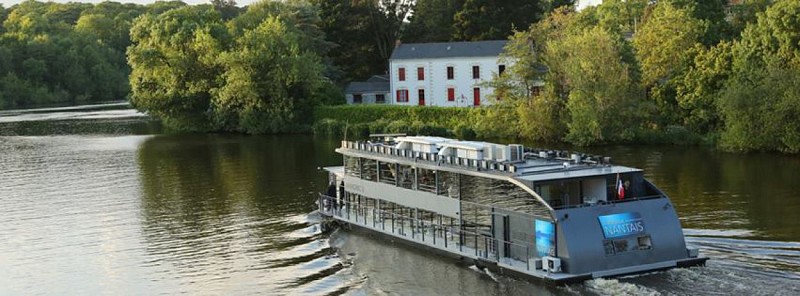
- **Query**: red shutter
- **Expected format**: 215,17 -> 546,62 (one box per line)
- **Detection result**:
396,90 -> 401,103
417,67 -> 424,80
447,88 -> 455,101
473,88 -> 480,106
418,89 -> 425,106
399,68 -> 405,81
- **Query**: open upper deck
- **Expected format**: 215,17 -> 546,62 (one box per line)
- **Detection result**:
338,136 -> 641,183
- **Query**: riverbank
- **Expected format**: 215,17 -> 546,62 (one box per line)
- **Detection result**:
312,104 -> 712,147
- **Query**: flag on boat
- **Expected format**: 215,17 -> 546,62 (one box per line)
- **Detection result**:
617,178 -> 625,200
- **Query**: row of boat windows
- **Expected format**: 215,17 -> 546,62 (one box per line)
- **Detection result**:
340,192 -> 532,257
343,155 -> 551,218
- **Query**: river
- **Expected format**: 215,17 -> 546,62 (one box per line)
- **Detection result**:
0,103 -> 798,295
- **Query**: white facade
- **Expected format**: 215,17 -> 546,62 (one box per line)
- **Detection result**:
389,56 -> 508,107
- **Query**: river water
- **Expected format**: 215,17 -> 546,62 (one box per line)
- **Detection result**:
0,103 -> 798,295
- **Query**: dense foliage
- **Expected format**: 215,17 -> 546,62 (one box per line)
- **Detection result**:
0,0 -> 158,109
482,0 -> 799,151
128,1 -> 327,133
2,0 -> 799,153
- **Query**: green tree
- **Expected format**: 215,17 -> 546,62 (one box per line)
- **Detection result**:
560,27 -> 642,145
453,0 -> 545,41
675,41 -> 733,133
719,0 -> 800,152
595,0 -> 648,35
311,0 -> 410,81
402,0 -> 463,42
728,0 -> 772,36
211,0 -> 241,20
633,2 -> 704,125
213,16 -> 323,133
127,5 -> 228,130
145,1 -> 188,15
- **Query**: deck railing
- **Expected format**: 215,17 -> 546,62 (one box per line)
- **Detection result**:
341,140 -> 518,174
553,194 -> 666,210
318,194 -> 543,272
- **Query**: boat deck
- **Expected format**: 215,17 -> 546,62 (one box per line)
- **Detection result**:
317,195 -> 582,283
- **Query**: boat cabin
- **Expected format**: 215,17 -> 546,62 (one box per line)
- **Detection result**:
319,136 -> 705,283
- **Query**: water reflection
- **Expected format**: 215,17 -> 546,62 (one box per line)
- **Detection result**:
135,134 -> 344,294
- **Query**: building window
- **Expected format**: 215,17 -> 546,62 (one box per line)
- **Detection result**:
447,66 -> 454,80
447,88 -> 455,101
473,87 -> 480,106
353,94 -> 362,104
418,89 -> 425,106
396,89 -> 408,102
472,65 -> 480,79
499,65 -> 506,75
399,67 -> 406,81
417,67 -> 424,80
376,94 -> 385,103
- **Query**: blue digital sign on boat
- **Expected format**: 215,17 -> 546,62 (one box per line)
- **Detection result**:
598,212 -> 646,238
535,219 -> 555,257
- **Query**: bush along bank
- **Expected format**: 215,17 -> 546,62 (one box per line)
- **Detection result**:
312,104 -> 713,147
312,105 -> 482,140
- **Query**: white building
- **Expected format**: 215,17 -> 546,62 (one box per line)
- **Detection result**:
389,40 -> 509,107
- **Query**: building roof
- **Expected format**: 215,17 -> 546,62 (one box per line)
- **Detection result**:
366,75 -> 389,82
390,40 -> 508,60
345,81 -> 390,94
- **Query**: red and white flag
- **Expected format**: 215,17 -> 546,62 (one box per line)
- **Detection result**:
617,178 -> 625,200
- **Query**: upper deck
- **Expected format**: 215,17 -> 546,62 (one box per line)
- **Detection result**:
337,135 -> 641,184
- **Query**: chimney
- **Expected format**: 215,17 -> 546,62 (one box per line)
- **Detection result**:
395,39 -> 402,49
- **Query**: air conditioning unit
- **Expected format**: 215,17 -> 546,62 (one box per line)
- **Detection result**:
509,144 -> 524,162
542,256 -> 562,273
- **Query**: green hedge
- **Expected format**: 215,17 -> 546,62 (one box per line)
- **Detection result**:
312,105 -> 482,139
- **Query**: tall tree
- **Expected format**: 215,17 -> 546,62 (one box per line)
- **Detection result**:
560,27 -> 642,145
402,0 -> 463,42
214,16 -> 323,133
311,0 -> 410,82
633,2 -> 705,125
719,0 -> 800,152
675,41 -> 733,133
127,5 -> 228,130
452,0 -> 544,41
210,0 -> 241,20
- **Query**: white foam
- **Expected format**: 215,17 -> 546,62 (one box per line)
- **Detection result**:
585,278 -> 662,296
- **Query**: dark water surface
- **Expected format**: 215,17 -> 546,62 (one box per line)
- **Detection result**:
1,104 -> 798,295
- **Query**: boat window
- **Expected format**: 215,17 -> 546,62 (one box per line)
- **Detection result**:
361,158 -> 377,181
460,174 -> 551,218
398,164 -> 415,189
536,181 -> 581,208
378,161 -> 396,185
344,156 -> 360,178
417,168 -> 437,193
437,171 -> 459,198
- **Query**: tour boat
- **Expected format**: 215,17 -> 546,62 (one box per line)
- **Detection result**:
318,135 -> 707,284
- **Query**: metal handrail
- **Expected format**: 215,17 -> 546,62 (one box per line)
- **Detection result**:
318,194 -> 544,271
